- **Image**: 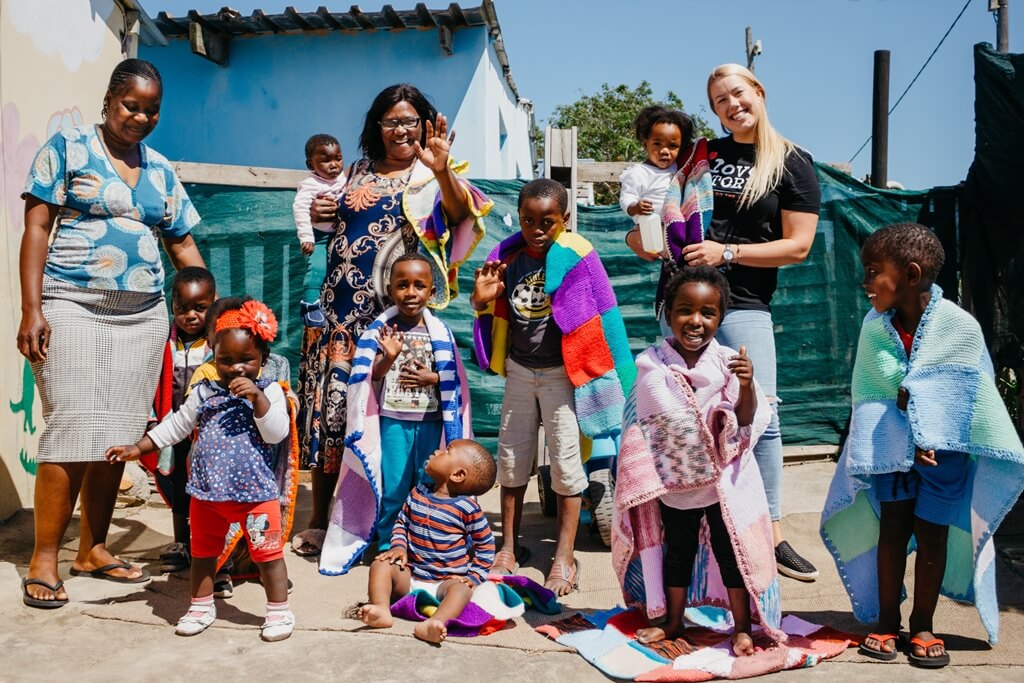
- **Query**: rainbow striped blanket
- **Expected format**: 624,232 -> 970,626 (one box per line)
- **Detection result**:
820,287 -> 1024,644
403,158 -> 493,309
320,307 -> 472,575
472,230 -> 635,437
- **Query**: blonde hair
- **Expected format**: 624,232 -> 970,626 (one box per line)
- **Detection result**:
707,64 -> 796,209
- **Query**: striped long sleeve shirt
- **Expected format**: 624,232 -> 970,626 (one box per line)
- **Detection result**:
391,486 -> 495,585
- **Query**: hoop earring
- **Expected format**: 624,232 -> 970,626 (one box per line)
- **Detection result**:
101,103 -> 108,119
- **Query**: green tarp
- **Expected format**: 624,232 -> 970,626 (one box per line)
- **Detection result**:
167,170 -> 954,445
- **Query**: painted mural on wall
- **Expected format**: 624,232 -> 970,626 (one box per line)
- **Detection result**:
1,0 -> 129,513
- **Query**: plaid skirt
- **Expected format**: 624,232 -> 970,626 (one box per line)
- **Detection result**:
32,277 -> 168,463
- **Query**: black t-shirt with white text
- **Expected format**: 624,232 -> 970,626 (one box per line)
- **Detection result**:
707,136 -> 821,311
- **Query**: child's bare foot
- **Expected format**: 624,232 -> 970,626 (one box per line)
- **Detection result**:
731,631 -> 755,656
357,603 -> 393,628
636,623 -> 687,645
414,617 -> 447,644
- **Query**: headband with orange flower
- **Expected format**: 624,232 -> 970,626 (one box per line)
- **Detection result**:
215,300 -> 278,342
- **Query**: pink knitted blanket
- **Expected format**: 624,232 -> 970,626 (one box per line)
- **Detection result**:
612,340 -> 783,642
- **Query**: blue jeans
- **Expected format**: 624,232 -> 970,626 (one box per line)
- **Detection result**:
715,309 -> 783,521
375,416 -> 443,548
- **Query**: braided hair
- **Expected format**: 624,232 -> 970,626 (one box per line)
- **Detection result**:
102,58 -> 162,118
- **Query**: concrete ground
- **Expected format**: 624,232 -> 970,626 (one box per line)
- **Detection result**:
2,460 -> 1022,682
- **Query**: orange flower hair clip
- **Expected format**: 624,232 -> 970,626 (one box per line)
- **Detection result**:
215,300 -> 278,342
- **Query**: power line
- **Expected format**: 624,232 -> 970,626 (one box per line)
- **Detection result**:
849,0 -> 974,164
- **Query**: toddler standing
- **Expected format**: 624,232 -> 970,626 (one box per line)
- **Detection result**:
613,265 -> 782,655
157,266 -> 216,574
821,223 -> 1024,667
294,133 -> 346,328
107,298 -> 294,641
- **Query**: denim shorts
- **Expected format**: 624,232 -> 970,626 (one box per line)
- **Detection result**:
874,451 -> 972,526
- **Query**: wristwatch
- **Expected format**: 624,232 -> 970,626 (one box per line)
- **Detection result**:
722,244 -> 736,269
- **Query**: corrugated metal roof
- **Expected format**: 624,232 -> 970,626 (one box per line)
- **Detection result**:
146,2 -> 520,97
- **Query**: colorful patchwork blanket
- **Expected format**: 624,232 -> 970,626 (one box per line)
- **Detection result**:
389,574 -> 560,637
820,286 -> 1024,644
537,607 -> 852,681
320,307 -> 472,575
403,158 -> 493,309
655,138 -> 714,317
472,230 -> 635,437
613,340 -> 781,641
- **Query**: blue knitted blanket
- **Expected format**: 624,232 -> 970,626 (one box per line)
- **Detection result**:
820,286 -> 1024,644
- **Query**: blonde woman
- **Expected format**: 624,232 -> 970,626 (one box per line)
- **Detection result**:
669,64 -> 820,581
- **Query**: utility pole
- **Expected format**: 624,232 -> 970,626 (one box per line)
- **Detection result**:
871,50 -> 890,190
993,0 -> 1010,53
745,26 -> 762,72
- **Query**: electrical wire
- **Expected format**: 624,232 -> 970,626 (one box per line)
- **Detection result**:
849,0 -> 974,164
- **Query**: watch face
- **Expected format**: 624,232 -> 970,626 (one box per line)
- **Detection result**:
723,246 -> 734,261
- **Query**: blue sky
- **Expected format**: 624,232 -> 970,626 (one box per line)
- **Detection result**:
152,0 -> 1019,190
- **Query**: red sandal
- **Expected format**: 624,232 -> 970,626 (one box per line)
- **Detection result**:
858,633 -> 901,661
908,636 -> 950,669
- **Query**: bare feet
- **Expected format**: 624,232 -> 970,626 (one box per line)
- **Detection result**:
636,623 -> 686,645
358,603 -> 393,628
732,631 -> 755,657
414,617 -> 447,644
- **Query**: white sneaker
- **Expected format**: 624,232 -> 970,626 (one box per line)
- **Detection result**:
175,601 -> 216,636
260,610 -> 295,642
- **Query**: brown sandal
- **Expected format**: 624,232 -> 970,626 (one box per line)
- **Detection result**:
545,559 -> 578,595
492,549 -> 518,574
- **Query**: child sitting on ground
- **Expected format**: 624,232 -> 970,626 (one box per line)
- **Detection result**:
613,265 -> 782,655
106,298 -> 295,642
821,223 -> 1024,668
157,266 -> 217,574
359,439 -> 496,644
293,133 -> 346,328
619,105 -> 692,245
317,253 -> 472,572
472,178 -> 634,596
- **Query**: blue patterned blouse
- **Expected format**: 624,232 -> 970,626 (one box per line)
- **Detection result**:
23,124 -> 200,293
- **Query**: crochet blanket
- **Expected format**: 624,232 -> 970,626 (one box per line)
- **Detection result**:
389,574 -> 560,638
472,230 -> 635,437
320,307 -> 472,575
656,138 -> 714,317
218,381 -> 301,579
537,607 -> 852,681
403,158 -> 493,309
613,340 -> 782,642
820,286 -> 1024,644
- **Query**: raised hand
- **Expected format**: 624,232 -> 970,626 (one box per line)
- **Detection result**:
472,260 -> 507,311
412,113 -> 455,175
728,346 -> 754,387
378,324 -> 405,361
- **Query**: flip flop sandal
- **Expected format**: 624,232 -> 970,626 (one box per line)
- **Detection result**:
22,577 -> 68,609
908,636 -> 950,669
545,559 -> 579,595
858,633 -> 901,661
491,549 -> 519,575
291,528 -> 326,557
69,560 -> 150,584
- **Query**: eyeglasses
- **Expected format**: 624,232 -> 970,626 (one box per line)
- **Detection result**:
379,117 -> 421,131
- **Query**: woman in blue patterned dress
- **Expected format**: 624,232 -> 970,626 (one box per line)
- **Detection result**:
293,84 -> 490,556
17,59 -> 204,607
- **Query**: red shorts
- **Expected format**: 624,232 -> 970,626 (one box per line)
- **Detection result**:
190,498 -> 284,563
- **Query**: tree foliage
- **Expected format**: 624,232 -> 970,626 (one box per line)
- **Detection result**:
547,81 -> 716,204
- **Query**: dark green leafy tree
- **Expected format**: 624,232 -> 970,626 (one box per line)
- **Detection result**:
548,81 -> 716,204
